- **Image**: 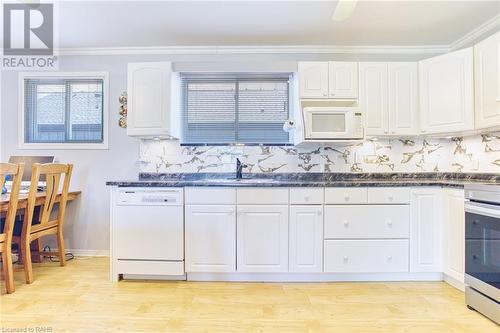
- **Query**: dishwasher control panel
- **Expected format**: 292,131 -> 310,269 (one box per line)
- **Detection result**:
116,188 -> 184,205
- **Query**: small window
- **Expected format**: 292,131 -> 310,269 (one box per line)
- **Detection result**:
182,74 -> 291,145
20,73 -> 108,149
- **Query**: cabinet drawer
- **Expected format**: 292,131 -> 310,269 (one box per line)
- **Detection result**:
368,188 -> 410,204
237,188 -> 289,205
185,187 -> 236,205
324,240 -> 409,273
290,188 -> 324,205
324,205 -> 409,239
325,188 -> 368,204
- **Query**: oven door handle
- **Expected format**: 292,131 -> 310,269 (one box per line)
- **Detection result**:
465,202 -> 500,219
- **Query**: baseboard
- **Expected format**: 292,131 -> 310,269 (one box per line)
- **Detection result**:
186,272 -> 444,282
443,273 -> 465,291
49,249 -> 110,257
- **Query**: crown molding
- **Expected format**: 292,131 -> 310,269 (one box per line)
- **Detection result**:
450,14 -> 500,50
57,44 -> 450,56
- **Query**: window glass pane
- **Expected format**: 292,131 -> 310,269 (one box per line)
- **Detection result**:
69,81 -> 103,142
183,82 -> 236,144
24,78 -> 104,144
182,76 -> 290,145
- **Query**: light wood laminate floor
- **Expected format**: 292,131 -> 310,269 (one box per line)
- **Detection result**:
0,257 -> 498,333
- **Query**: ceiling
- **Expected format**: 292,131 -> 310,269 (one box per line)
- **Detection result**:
21,1 -> 500,49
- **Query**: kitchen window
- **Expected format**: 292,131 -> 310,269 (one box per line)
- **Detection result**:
181,74 -> 291,145
20,72 -> 109,149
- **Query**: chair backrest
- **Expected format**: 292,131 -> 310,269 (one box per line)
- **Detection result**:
0,163 -> 24,240
23,163 -> 73,235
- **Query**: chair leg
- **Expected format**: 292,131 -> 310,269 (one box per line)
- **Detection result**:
31,239 -> 43,263
57,229 -> 66,267
2,246 -> 15,294
21,237 -> 33,284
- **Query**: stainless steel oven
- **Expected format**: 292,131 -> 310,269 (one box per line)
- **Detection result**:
464,184 -> 500,324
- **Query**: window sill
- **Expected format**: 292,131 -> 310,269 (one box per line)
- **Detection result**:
18,142 -> 109,150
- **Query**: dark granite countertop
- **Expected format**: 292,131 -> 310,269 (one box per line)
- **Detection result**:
106,172 -> 500,188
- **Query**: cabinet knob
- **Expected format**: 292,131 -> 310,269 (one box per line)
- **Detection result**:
387,256 -> 393,262
386,220 -> 393,227
304,195 -> 310,202
323,93 -> 328,97
343,220 -> 349,227
343,256 -> 349,263
228,209 -> 235,214
317,210 -> 322,216
421,129 -> 426,133
388,195 -> 394,201
392,131 -> 396,134
384,130 -> 388,134
344,195 -> 350,201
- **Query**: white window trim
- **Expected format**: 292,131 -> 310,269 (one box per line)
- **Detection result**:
18,71 -> 109,150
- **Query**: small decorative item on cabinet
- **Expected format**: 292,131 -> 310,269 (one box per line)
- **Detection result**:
118,92 -> 127,128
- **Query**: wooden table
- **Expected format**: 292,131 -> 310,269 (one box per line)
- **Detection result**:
0,191 -> 81,213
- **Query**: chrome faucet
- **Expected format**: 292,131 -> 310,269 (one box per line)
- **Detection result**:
236,158 -> 247,180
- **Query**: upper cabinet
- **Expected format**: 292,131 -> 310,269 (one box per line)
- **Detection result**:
360,62 -> 418,137
419,48 -> 474,134
298,61 -> 358,99
127,62 -> 179,138
474,31 -> 500,130
359,62 -> 389,136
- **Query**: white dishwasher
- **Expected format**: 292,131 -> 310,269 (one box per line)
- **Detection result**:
112,188 -> 184,280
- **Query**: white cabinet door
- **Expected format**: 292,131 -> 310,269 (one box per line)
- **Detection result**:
298,62 -> 329,98
388,62 -> 419,136
419,48 -> 474,134
127,62 -> 172,137
237,205 -> 289,272
328,62 -> 358,99
442,189 -> 465,284
410,188 -> 442,272
359,62 -> 389,136
289,206 -> 323,272
474,31 -> 500,130
185,205 -> 236,272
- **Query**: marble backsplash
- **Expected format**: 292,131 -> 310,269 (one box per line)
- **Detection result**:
139,133 -> 500,174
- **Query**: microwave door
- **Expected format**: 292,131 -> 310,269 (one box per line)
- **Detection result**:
306,112 -> 348,139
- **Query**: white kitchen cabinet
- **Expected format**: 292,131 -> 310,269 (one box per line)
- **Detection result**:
359,63 -> 389,136
185,205 -> 236,273
298,62 -> 329,98
410,188 -> 442,272
237,205 -> 289,272
127,62 -> 176,138
388,62 -> 419,135
474,31 -> 500,130
442,189 -> 465,285
419,48 -> 474,134
324,239 -> 409,273
328,62 -> 358,99
289,206 -> 323,272
298,61 -> 358,99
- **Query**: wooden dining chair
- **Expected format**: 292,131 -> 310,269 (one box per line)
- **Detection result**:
13,163 -> 73,284
0,163 -> 24,293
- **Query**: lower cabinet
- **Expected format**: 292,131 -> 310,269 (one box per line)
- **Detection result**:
289,206 -> 324,272
410,188 -> 442,272
324,239 -> 409,273
442,189 -> 465,283
237,205 -> 289,272
185,205 -> 236,272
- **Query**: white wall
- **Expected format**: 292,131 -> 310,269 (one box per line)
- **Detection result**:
0,51 -> 483,253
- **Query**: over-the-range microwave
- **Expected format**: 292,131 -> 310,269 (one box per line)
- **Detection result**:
303,107 -> 364,140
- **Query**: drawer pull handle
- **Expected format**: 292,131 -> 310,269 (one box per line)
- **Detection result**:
343,220 -> 349,227
387,256 -> 393,262
388,195 -> 394,201
344,195 -> 350,201
304,195 -> 310,202
343,256 -> 349,263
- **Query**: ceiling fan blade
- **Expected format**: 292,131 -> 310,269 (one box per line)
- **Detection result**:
331,0 -> 358,21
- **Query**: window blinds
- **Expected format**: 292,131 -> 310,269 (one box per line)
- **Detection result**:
24,78 -> 104,144
182,74 -> 290,145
